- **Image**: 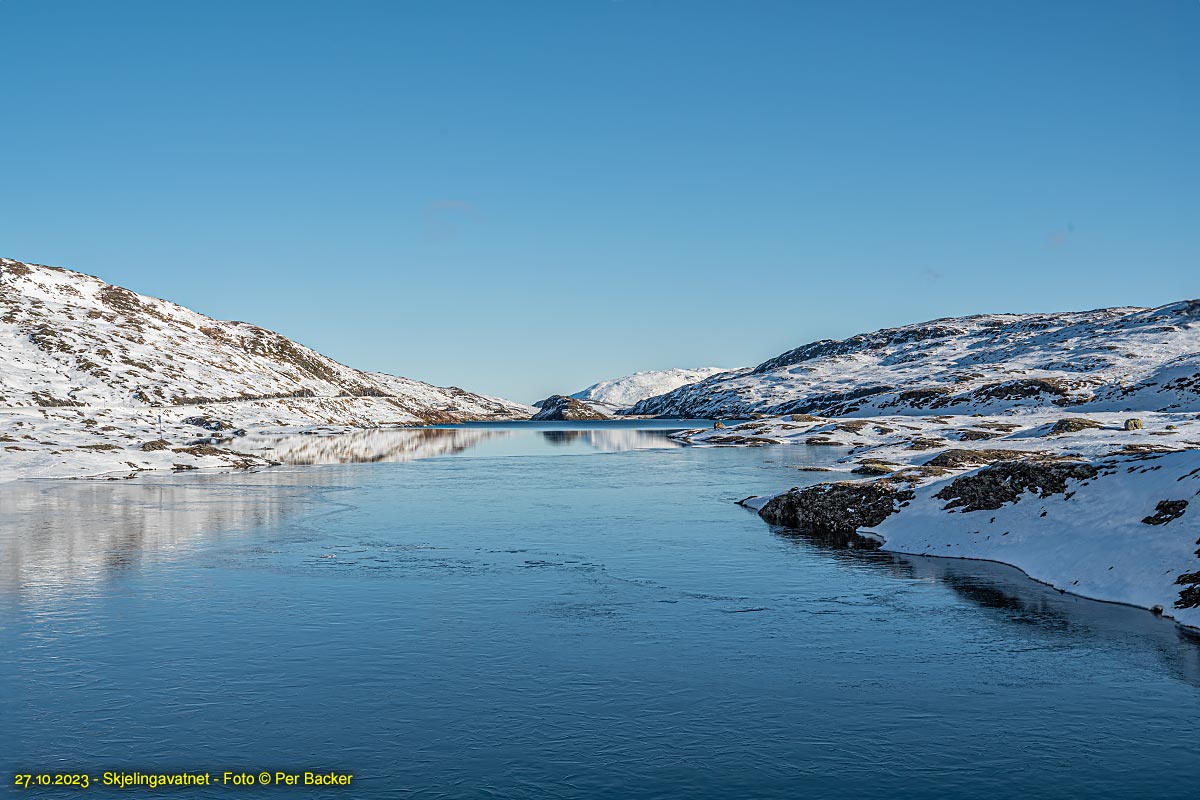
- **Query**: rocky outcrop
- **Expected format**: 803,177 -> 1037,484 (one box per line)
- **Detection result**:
932,459 -> 1099,512
1142,499 -> 1188,526
530,395 -> 613,421
759,479 -> 915,534
1048,417 -> 1105,435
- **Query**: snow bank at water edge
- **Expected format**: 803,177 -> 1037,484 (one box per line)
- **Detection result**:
867,449 -> 1200,629
716,411 -> 1200,629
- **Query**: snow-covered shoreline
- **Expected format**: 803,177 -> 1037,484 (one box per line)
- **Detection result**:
0,401 -> 530,483
687,411 -> 1200,630
6,404 -> 1199,632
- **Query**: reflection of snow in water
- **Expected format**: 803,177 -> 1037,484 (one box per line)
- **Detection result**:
0,471 -> 325,597
539,428 -> 682,452
249,426 -> 683,464
244,427 -> 505,465
0,427 -> 683,595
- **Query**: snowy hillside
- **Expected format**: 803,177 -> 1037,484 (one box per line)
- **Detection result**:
0,257 -> 528,422
630,302 -> 1200,418
570,367 -> 726,410
0,257 -> 531,479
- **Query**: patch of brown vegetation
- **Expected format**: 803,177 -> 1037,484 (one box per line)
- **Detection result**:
958,429 -> 1000,441
851,460 -> 899,476
28,325 -> 74,354
172,444 -> 227,457
31,391 -> 85,407
890,465 -> 953,482
1119,443 -> 1179,455
975,422 -> 1022,432
925,448 -> 1037,469
905,437 -> 947,451
896,387 -> 952,408
238,326 -> 347,387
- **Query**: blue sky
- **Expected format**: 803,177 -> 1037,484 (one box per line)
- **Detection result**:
2,1 -> 1196,402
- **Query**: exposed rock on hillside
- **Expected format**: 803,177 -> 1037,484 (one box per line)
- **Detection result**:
931,459 -> 1099,512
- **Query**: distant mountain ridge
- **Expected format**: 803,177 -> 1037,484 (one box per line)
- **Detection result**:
629,302 -> 1200,418
569,367 -> 726,410
0,257 -> 529,424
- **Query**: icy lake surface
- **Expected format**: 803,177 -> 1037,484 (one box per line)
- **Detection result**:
2,421 -> 1198,799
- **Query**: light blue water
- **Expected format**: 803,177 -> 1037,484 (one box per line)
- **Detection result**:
2,423 -> 1198,799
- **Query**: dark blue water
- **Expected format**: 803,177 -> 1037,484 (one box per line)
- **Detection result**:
2,423 -> 1198,799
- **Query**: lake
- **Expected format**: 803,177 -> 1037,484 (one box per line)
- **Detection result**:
2,421 -> 1198,799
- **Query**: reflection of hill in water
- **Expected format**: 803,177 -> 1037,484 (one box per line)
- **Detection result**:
247,427 -> 506,465
252,427 -> 681,462
0,471 -> 327,597
540,429 -> 682,452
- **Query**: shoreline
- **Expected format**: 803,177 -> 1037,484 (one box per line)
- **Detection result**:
5,409 -> 1198,633
712,410 -> 1200,632
0,412 -> 712,483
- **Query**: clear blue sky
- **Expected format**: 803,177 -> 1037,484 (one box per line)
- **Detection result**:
2,1 -> 1196,402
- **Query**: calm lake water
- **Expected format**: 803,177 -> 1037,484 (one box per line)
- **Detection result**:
2,421 -> 1198,799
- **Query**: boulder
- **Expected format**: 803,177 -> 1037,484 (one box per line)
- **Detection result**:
1048,417 -> 1104,435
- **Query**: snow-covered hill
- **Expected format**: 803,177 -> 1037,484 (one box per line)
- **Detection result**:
0,257 -> 528,422
570,367 -> 726,410
630,302 -> 1200,418
531,395 -> 613,421
0,257 -> 531,479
